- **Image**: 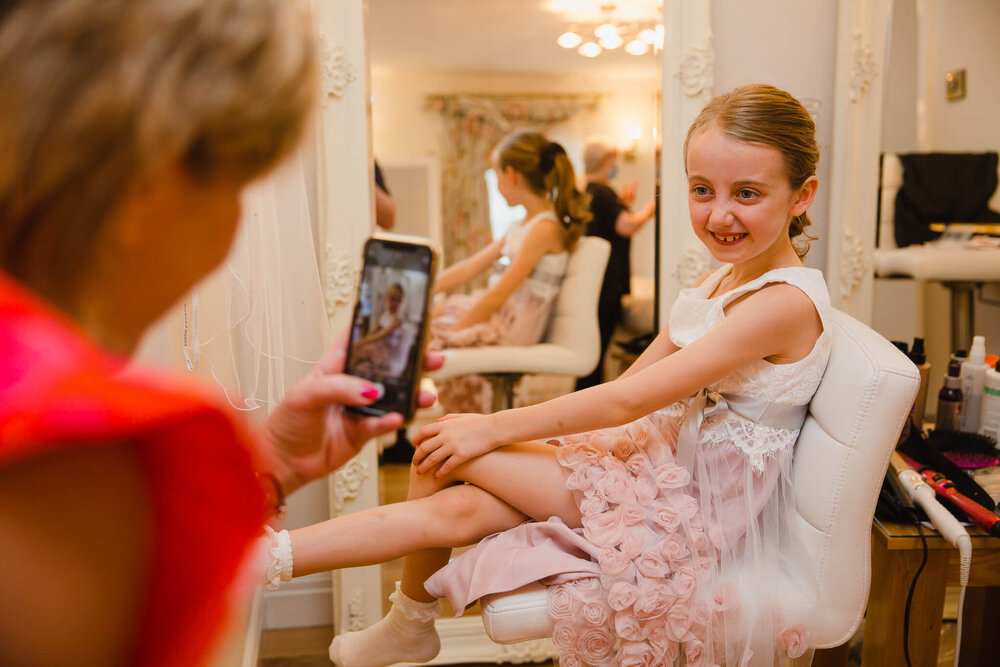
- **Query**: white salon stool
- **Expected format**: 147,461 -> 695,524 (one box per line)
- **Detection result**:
426,236 -> 611,412
477,309 -> 920,655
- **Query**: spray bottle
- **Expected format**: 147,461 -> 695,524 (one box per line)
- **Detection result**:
936,360 -> 963,432
959,335 -> 988,432
980,360 -> 1000,444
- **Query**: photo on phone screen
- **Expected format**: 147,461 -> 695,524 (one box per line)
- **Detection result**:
344,237 -> 437,420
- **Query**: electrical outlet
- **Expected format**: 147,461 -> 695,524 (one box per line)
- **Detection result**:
945,68 -> 966,101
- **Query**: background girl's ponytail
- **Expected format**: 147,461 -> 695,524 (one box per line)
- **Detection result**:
495,130 -> 591,250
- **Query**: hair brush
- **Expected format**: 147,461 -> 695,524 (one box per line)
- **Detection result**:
927,429 -> 999,469
897,423 -> 995,513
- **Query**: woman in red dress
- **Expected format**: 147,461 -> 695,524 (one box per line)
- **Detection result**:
0,1 -> 439,664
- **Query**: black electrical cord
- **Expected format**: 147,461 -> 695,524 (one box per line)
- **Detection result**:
901,509 -> 929,667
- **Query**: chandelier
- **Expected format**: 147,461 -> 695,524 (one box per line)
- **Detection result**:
555,2 -> 663,58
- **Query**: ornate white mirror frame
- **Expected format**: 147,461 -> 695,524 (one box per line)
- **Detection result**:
310,0 -> 895,662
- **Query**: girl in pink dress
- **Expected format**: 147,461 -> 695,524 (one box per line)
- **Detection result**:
430,129 -> 591,413
273,84 -> 830,667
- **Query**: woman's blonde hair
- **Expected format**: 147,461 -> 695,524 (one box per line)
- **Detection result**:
684,84 -> 819,258
0,0 -> 317,306
495,129 -> 592,250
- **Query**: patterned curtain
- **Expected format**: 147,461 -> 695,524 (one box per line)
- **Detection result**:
425,94 -> 599,287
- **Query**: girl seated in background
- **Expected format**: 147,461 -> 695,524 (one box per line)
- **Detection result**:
271,83 -> 830,667
430,129 -> 591,414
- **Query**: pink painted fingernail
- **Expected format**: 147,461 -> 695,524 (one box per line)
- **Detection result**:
362,384 -> 384,400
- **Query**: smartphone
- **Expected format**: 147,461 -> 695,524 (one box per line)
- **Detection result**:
343,235 -> 439,421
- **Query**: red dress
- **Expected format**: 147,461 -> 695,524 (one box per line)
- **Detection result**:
0,273 -> 268,666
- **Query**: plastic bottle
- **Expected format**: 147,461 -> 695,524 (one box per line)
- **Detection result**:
959,335 -> 988,432
909,337 -> 931,429
935,360 -> 963,432
980,361 -> 1000,444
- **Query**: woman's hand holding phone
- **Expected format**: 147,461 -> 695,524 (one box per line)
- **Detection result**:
257,331 -> 443,495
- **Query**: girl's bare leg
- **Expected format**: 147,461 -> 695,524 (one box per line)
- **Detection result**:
318,441 -> 580,667
398,439 -> 581,601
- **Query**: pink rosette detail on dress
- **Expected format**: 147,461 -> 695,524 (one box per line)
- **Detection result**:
614,610 -> 647,642
594,465 -> 636,505
607,581 -> 639,611
618,640 -> 658,667
653,462 -> 691,489
547,584 -> 580,619
582,508 -> 626,548
579,627 -> 615,662
578,493 -> 609,517
778,622 -> 808,658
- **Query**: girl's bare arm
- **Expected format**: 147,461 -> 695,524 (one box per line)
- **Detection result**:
415,283 -> 822,475
433,236 -> 506,295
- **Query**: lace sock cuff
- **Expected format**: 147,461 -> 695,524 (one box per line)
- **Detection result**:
388,580 -> 441,623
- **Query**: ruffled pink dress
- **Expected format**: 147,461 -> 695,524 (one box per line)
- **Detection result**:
431,210 -> 568,413
426,265 -> 833,667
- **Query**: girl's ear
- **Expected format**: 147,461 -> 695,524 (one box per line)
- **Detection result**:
790,175 -> 819,217
504,165 -> 520,185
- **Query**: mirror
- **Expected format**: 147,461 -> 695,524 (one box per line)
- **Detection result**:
365,0 -> 662,654
870,0 -> 1000,417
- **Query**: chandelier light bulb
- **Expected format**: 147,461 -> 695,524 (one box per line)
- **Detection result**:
599,33 -> 623,50
595,23 -> 617,40
639,28 -> 656,44
557,30 -> 583,49
578,41 -> 602,58
624,38 -> 648,55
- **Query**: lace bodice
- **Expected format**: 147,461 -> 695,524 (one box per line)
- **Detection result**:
668,265 -> 833,472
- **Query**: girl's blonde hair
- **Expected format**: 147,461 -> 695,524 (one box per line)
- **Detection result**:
495,130 -> 592,249
684,84 -> 820,258
0,0 -> 317,307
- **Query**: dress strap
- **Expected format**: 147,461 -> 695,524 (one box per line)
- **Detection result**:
675,389 -> 809,471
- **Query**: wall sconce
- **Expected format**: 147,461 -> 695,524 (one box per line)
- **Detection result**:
622,125 -> 641,162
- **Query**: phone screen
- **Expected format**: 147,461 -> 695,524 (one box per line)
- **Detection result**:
343,237 -> 437,420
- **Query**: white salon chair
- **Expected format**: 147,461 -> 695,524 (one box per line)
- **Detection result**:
477,309 -> 920,656
427,236 -> 611,412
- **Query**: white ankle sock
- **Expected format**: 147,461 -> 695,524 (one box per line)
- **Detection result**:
328,581 -> 441,667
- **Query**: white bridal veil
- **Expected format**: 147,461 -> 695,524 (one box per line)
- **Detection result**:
137,148 -> 332,418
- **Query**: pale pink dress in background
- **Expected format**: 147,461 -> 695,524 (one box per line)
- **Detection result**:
427,266 -> 833,666
431,210 -> 568,414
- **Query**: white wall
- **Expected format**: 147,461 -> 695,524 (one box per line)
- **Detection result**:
370,67 -> 662,280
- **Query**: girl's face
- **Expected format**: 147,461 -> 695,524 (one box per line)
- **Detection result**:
492,155 -> 523,207
685,125 -> 817,271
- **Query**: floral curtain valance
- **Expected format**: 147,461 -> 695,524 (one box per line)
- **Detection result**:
426,93 -> 601,283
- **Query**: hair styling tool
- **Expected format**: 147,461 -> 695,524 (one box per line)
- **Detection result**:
889,451 -> 972,586
898,426 -> 995,512
899,453 -> 1000,539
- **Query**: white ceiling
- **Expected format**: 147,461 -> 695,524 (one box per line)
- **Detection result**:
367,0 -> 662,77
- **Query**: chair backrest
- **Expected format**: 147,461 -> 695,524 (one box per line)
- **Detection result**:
878,152 -> 1000,250
541,235 -> 611,375
788,309 -> 919,647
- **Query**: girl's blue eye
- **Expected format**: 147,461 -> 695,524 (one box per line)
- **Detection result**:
692,185 -> 710,196
737,189 -> 757,200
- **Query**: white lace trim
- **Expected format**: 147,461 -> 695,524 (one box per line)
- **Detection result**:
264,525 -> 293,590
388,580 -> 442,623
702,415 -> 798,475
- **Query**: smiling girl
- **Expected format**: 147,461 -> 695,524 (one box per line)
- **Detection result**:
276,84 -> 832,667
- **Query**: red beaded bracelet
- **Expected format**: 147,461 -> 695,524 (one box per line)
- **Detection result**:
257,471 -> 287,519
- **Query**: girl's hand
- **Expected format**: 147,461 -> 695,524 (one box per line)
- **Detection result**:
412,413 -> 500,477
258,332 -> 444,494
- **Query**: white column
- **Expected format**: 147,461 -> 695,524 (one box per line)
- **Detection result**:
658,0 -> 714,323
825,0 -> 892,321
309,0 -> 382,637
